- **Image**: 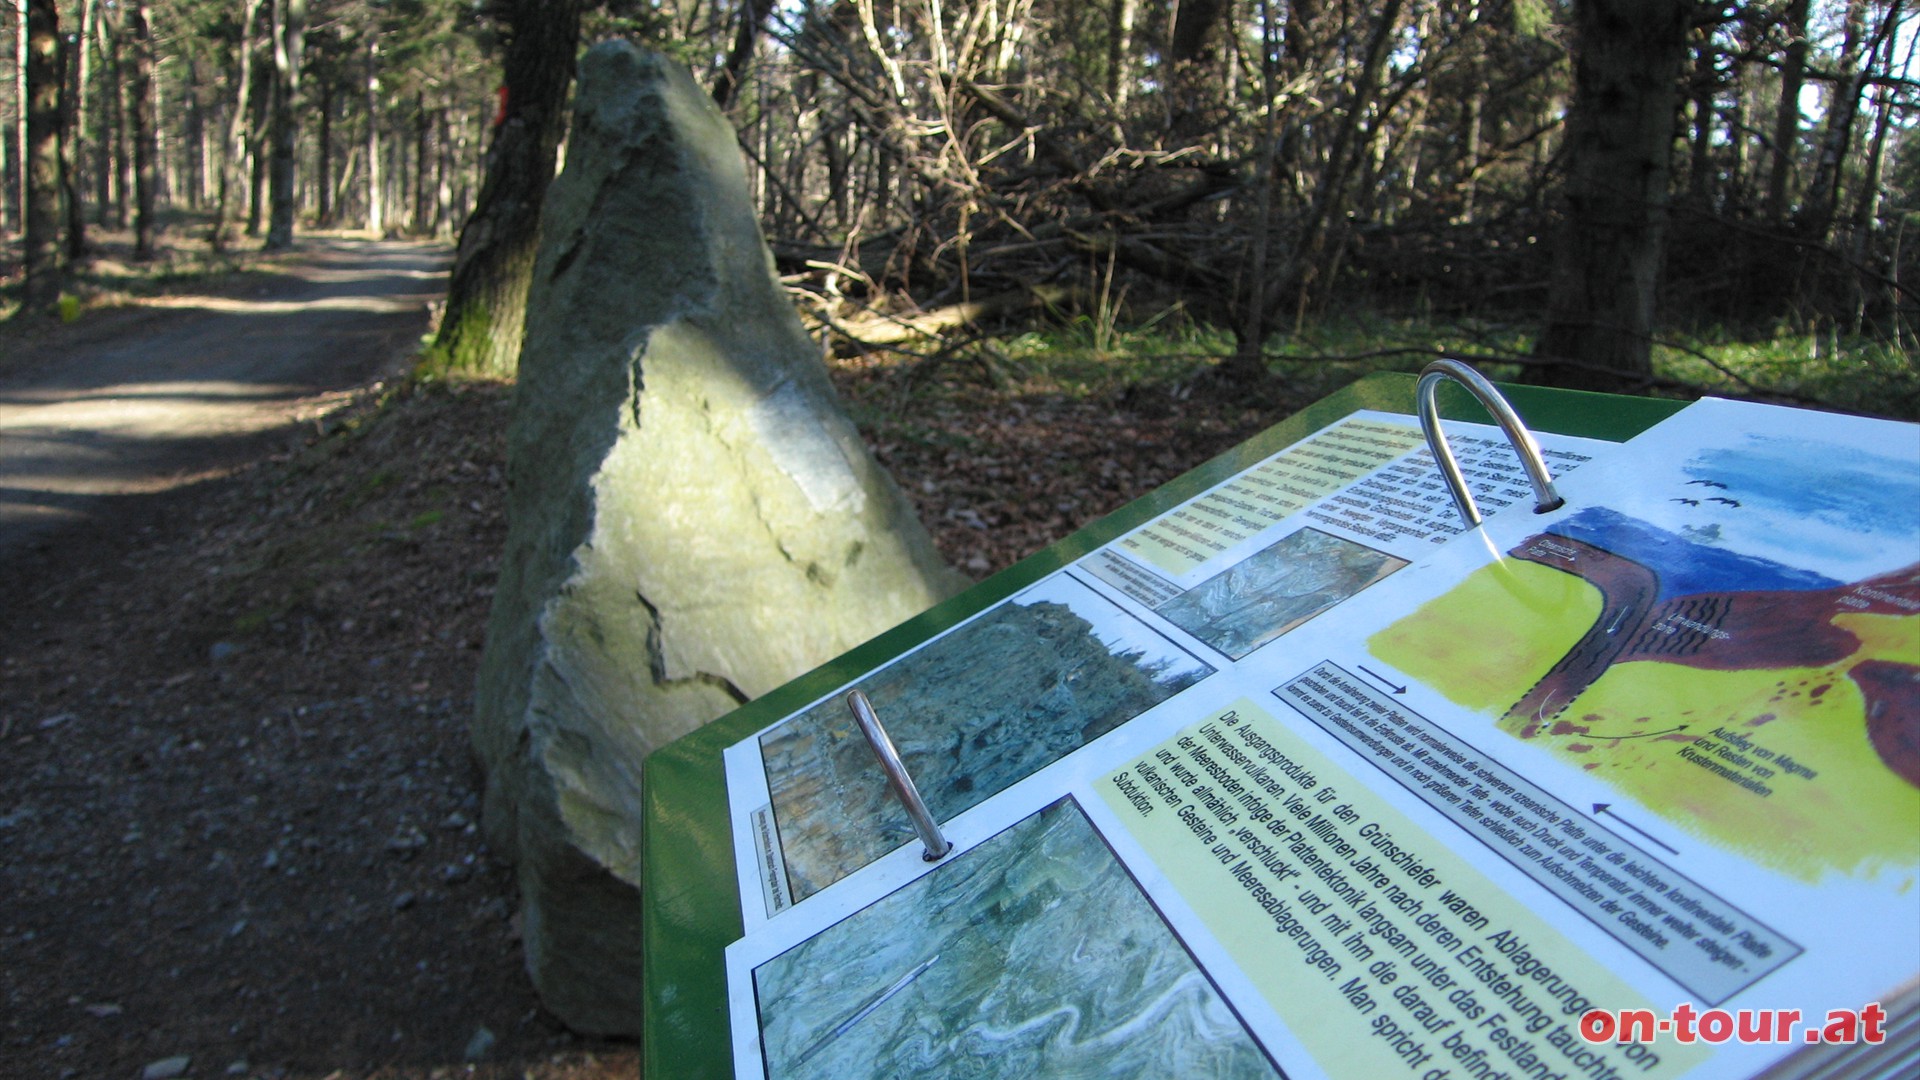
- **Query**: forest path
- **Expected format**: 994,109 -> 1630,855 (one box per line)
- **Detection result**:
0,237 -> 450,603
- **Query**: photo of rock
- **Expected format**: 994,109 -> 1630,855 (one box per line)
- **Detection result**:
1158,527 -> 1407,659
753,799 -> 1280,1078
759,574 -> 1213,901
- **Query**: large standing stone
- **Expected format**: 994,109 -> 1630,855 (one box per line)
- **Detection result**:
472,42 -> 963,1035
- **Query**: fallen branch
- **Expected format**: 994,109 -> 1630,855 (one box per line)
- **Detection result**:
829,285 -> 1077,348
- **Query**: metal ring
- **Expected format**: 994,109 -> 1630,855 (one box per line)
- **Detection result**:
1416,359 -> 1566,529
846,690 -> 952,861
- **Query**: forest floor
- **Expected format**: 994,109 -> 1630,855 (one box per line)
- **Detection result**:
0,232 -> 1277,1079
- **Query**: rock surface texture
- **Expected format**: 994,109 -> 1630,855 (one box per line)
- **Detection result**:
472,42 -> 962,1035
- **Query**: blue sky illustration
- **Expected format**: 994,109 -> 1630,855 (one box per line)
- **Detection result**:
1549,507 -> 1841,602
1667,434 -> 1920,577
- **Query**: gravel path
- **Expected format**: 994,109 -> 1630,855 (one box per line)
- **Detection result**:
0,238 -> 447,583
0,242 -> 637,1080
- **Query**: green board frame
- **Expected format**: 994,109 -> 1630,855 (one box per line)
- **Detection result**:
639,372 -> 1686,1077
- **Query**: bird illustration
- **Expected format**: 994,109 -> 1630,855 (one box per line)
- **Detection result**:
1685,479 -> 1729,489
1707,496 -> 1741,507
1672,498 -> 1700,506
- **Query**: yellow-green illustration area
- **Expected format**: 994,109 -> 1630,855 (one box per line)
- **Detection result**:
1370,563 -> 1920,881
1369,559 -> 1603,715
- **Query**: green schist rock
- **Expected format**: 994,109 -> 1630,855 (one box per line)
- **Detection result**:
472,42 -> 964,1036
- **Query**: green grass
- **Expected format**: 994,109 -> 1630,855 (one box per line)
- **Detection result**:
1654,329 -> 1919,419
964,309 -> 1916,421
974,310 -> 1529,402
997,314 -> 1237,396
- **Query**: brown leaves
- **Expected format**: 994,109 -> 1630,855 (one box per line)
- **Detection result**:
835,365 -> 1270,579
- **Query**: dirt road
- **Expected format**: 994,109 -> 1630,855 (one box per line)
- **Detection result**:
0,239 -> 449,602
0,238 -> 640,1079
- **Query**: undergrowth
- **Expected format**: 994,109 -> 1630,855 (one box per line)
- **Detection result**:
891,306 -> 1917,422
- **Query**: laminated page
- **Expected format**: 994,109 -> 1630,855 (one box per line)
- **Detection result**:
722,410 -> 1616,928
721,398 -> 1918,1080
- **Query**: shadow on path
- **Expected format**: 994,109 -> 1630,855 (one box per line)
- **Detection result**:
0,238 -> 451,624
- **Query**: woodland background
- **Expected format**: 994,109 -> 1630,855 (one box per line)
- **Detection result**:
0,5 -> 1914,1075
1,0 -> 1916,414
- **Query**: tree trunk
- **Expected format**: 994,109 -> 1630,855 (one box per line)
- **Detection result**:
1460,88 -> 1483,222
59,0 -> 85,260
1164,0 -> 1229,140
410,91 -> 425,233
20,0 -> 60,313
1725,51 -> 1748,209
1687,27 -> 1715,204
1107,0 -> 1138,111
184,57 -> 207,208
0,65 -> 8,236
315,73 -> 331,226
365,34 -> 381,235
1798,0 -> 1886,246
434,100 -> 452,234
264,0 -> 304,249
14,0 -> 28,234
214,0 -> 260,250
1230,0 -> 1403,368
711,0 -> 772,110
426,0 -> 583,377
1531,0 -> 1690,392
124,0 -> 155,258
1764,0 -> 1808,224
65,0 -> 92,257
153,50 -> 169,203
1232,0 -> 1283,381
330,138 -> 357,220
93,0 -> 118,225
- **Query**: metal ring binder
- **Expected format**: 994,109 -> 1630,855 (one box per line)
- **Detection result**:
1416,358 -> 1565,528
846,690 -> 953,861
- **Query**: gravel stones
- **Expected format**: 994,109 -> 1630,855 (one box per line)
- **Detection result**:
140,1057 -> 190,1080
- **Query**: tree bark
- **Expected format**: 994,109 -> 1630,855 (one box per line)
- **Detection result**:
60,0 -> 86,260
15,0 -> 27,235
711,0 -> 773,110
1686,26 -> 1715,204
0,63 -> 8,236
1107,0 -> 1139,111
315,74 -> 331,226
124,0 -> 155,258
1531,0 -> 1691,392
1798,0 -> 1890,246
408,92 -> 427,232
93,0 -> 119,226
364,33 -> 381,235
20,0 -> 60,313
214,0 -> 261,250
264,0 -> 305,249
426,0 -> 583,377
1764,0 -> 1808,224
65,0 -> 93,255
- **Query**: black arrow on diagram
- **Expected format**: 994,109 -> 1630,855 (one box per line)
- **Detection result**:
1358,665 -> 1407,694
1593,803 -> 1680,856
